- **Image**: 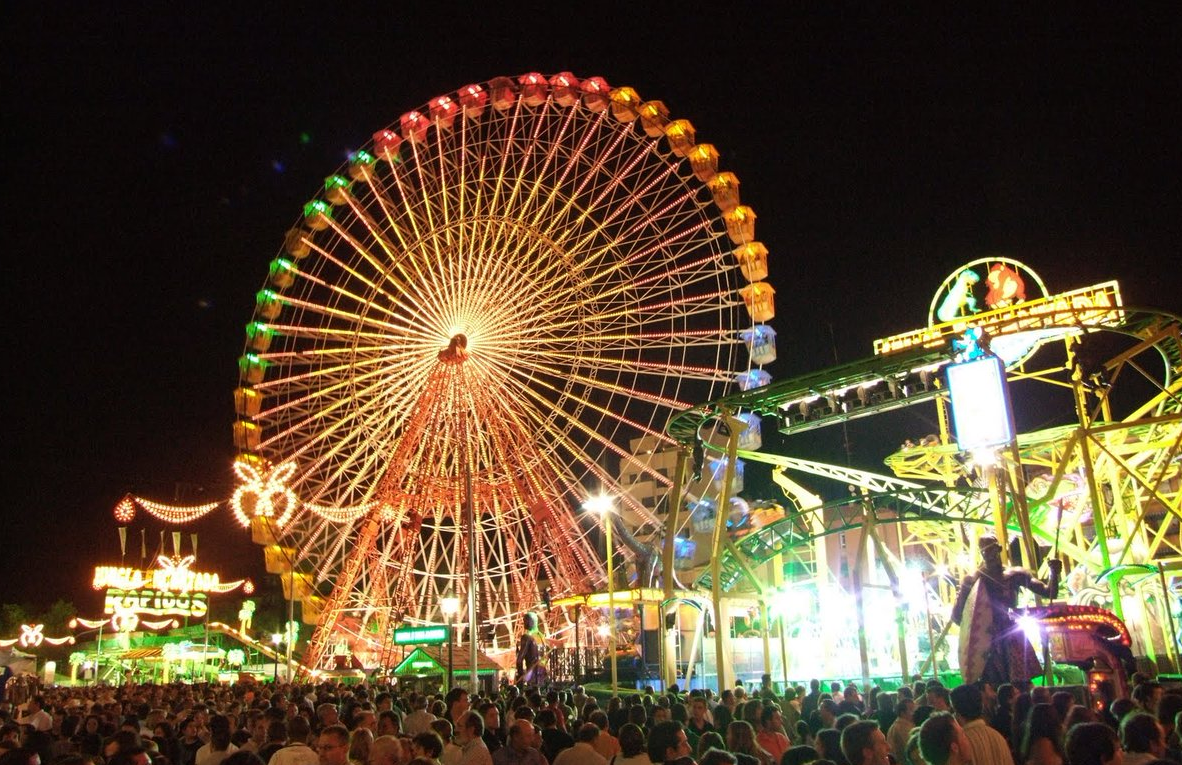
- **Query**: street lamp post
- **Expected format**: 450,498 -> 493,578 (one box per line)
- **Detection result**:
271,633 -> 282,683
440,596 -> 460,692
585,494 -> 618,697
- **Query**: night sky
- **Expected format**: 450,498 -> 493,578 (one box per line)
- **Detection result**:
4,7 -> 1180,612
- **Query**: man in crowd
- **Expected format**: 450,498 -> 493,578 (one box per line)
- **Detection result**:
756,706 -> 791,762
271,717 -> 318,765
840,720 -> 890,765
552,724 -> 606,765
918,713 -> 972,765
950,684 -> 1009,765
492,720 -> 546,765
455,712 -> 493,765
404,696 -> 436,737
316,725 -> 350,765
647,721 -> 693,765
15,698 -> 51,733
369,736 -> 404,765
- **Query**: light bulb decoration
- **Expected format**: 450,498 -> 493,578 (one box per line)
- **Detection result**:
114,495 -> 220,525
0,624 -> 75,648
231,460 -> 298,528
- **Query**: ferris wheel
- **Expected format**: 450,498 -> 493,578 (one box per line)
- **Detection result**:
231,72 -> 774,669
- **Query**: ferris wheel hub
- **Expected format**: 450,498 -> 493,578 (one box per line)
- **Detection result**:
438,333 -> 469,364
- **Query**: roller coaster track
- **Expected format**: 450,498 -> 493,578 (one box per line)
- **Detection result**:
674,304 -> 1182,593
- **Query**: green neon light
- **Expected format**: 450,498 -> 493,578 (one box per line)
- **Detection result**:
325,175 -> 351,190
392,625 -> 448,645
350,150 -> 375,165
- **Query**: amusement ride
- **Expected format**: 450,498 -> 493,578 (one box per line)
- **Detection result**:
102,72 -> 1181,692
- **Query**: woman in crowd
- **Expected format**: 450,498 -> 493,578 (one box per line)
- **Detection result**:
1018,704 -> 1065,765
727,722 -> 774,765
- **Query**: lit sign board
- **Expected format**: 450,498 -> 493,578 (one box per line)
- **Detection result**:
410,660 -> 437,669
392,626 -> 448,645
946,355 -> 1015,451
93,555 -> 246,594
874,281 -> 1123,357
104,589 -> 209,619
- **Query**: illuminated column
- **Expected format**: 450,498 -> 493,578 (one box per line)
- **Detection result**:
440,596 -> 460,691
585,494 -> 617,696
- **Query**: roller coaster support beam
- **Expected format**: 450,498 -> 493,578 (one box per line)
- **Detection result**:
709,408 -> 745,691
663,446 -> 690,690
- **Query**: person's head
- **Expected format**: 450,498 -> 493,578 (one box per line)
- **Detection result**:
619,724 -> 647,758
575,723 -> 598,746
948,685 -> 983,722
840,721 -> 887,765
782,745 -> 820,765
209,715 -> 232,752
1120,712 -> 1165,757
1020,704 -> 1065,764
701,749 -> 738,765
479,704 -> 499,735
349,728 -> 374,764
917,713 -> 969,765
1131,683 -> 1163,714
223,752 -> 265,765
444,689 -> 469,722
429,719 -> 452,747
410,732 -> 443,761
377,711 -> 400,738
1156,694 -> 1182,733
369,736 -> 402,765
317,725 -> 351,765
979,536 -> 1003,571
0,748 -> 40,765
107,748 -> 152,765
507,721 -> 534,753
318,705 -> 341,727
924,687 -> 950,712
267,720 -> 289,745
761,706 -> 784,733
814,729 -> 843,765
1064,722 -> 1121,765
455,712 -> 484,746
897,699 -> 916,722
648,721 -> 690,764
727,720 -> 763,755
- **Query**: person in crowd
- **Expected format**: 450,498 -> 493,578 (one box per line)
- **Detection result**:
587,712 -> 618,760
492,721 -> 545,765
271,717 -> 317,765
839,722 -> 888,765
727,722 -> 773,765
259,721 -> 291,764
16,698 -> 52,734
615,723 -> 653,765
478,704 -> 503,756
887,700 -> 916,765
538,710 -> 574,764
1063,723 -> 1121,765
782,745 -> 818,765
349,729 -> 374,765
316,726 -> 350,765
197,715 -> 239,765
696,733 -> 725,762
647,721 -> 693,765
410,732 -> 444,765
369,736 -> 403,765
813,730 -> 846,765
1119,713 -> 1165,765
430,720 -> 459,765
700,750 -> 736,765
918,714 -> 971,765
757,707 -> 791,764
453,712 -> 492,765
552,724 -> 605,765
950,683 -> 1011,765
1018,705 -> 1064,765
404,699 -> 436,738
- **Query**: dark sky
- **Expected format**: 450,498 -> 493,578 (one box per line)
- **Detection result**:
3,7 -> 1180,610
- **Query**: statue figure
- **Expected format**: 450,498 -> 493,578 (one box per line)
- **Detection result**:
515,612 -> 547,686
951,535 -> 1062,684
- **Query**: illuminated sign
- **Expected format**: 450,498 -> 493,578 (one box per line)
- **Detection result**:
93,555 -> 246,594
392,626 -> 448,645
410,660 -> 437,669
874,280 -> 1123,357
104,589 -> 209,620
946,355 -> 1015,451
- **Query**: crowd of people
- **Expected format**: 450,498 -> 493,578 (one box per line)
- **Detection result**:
1,671 -> 1180,765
